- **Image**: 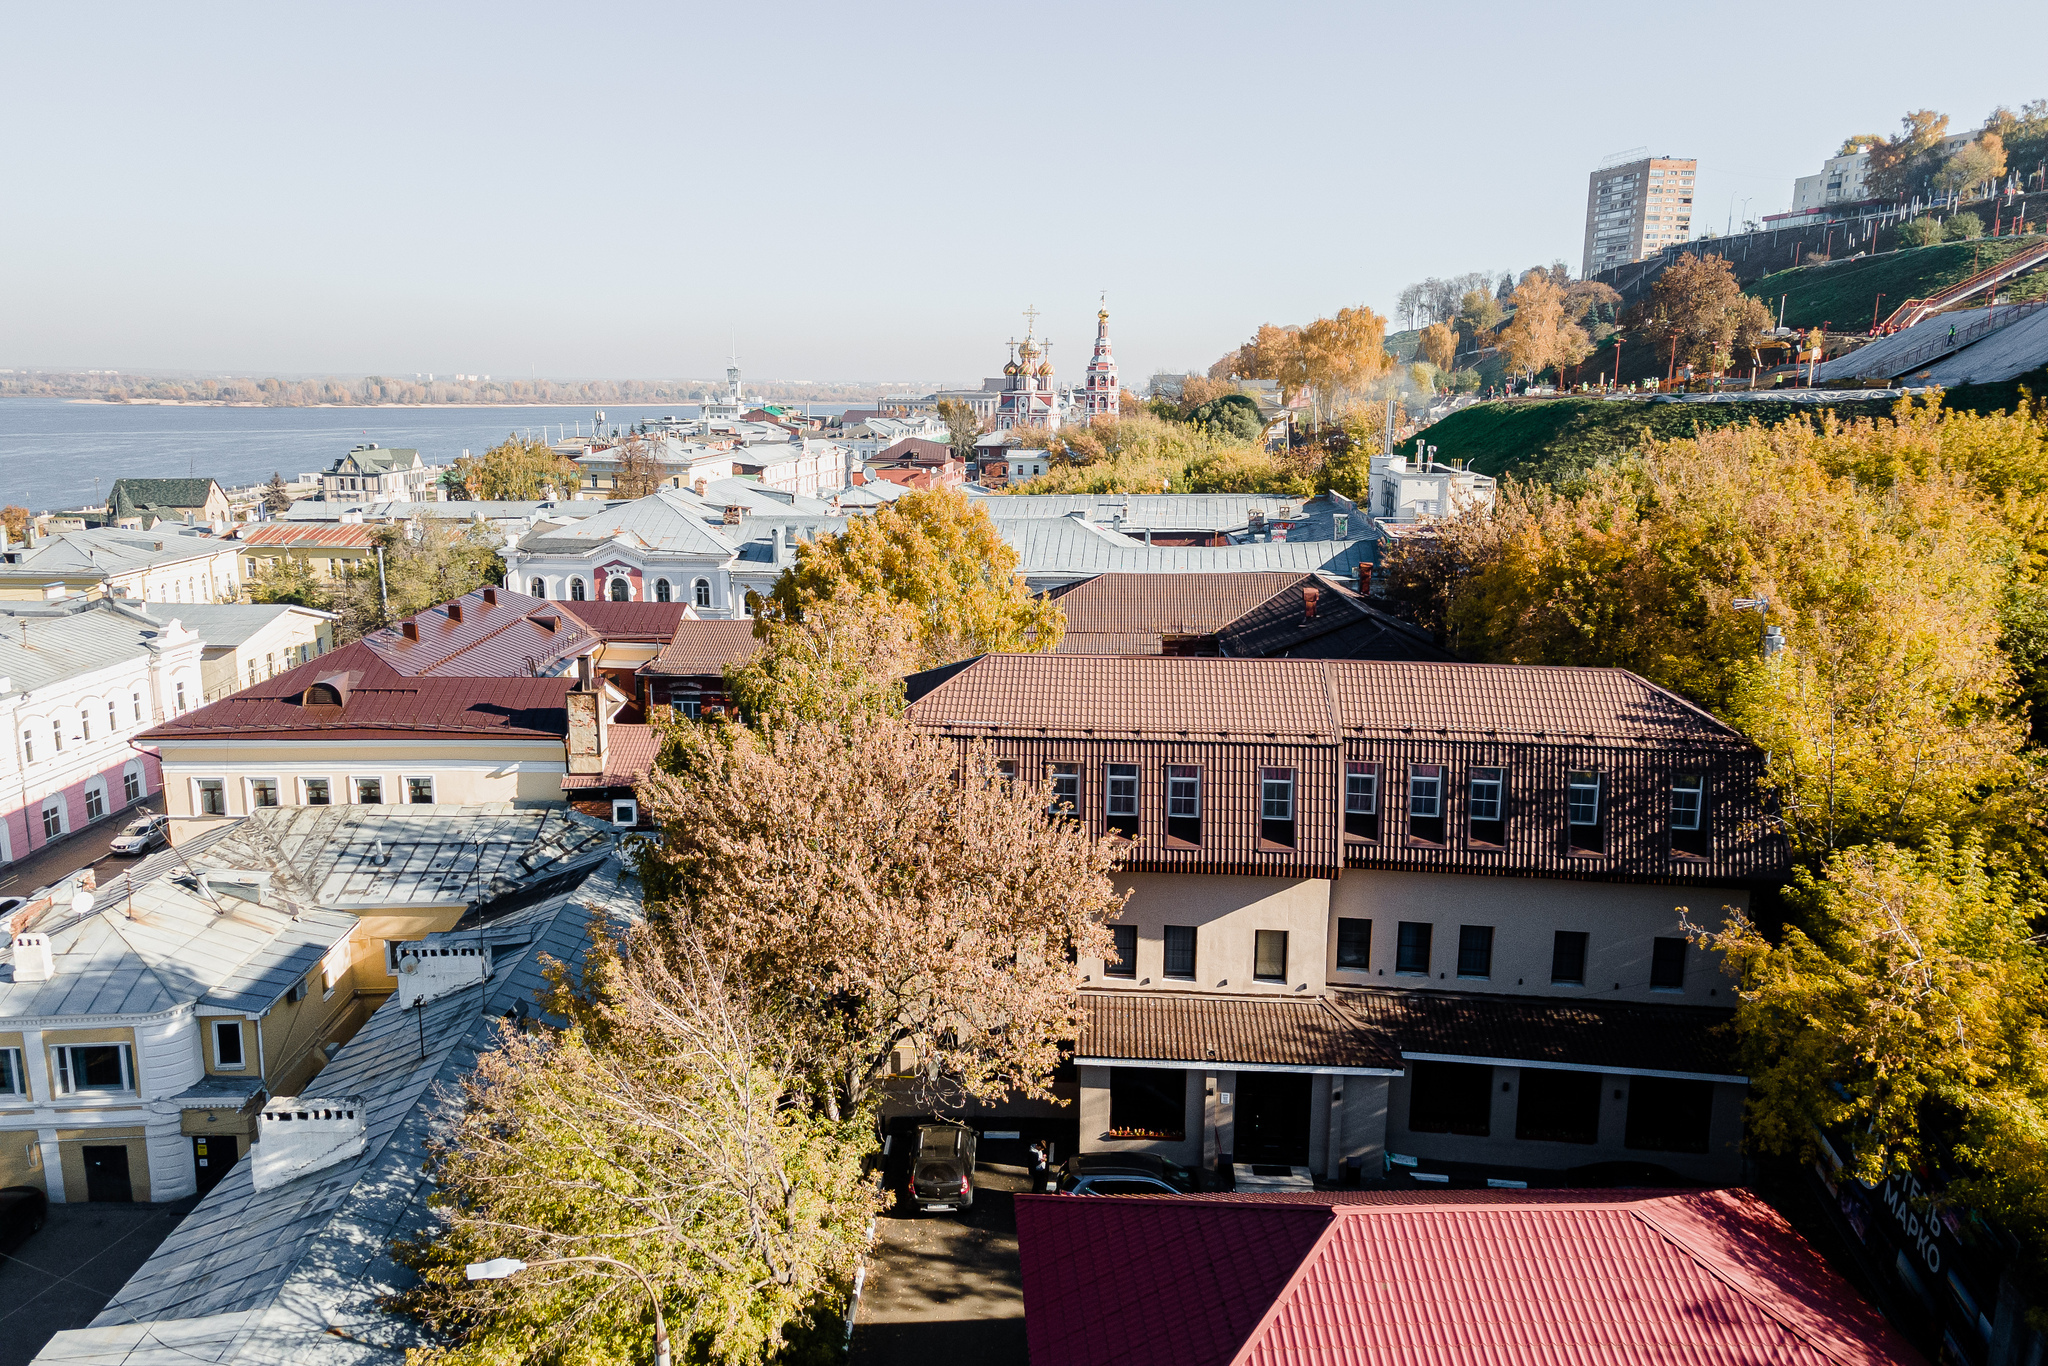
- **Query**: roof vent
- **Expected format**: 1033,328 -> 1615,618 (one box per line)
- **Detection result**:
481,587 -> 497,605
445,600 -> 463,624
1303,585 -> 1321,620
302,671 -> 355,709
400,621 -> 419,641
252,1096 -> 367,1191
200,870 -> 271,907
530,613 -> 559,633
13,934 -> 54,984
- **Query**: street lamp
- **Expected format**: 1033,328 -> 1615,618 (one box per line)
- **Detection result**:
467,1256 -> 671,1366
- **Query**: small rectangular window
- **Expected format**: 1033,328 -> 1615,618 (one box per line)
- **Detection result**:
1105,925 -> 1137,978
196,779 -> 226,816
1671,774 -> 1708,857
1105,764 -> 1139,837
214,1021 -> 245,1069
123,770 -> 142,804
1253,930 -> 1288,983
0,1049 -> 23,1097
1457,925 -> 1494,978
1396,921 -> 1432,975
406,776 -> 434,805
1568,771 -> 1604,852
1336,917 -> 1371,970
355,778 -> 383,804
993,758 -> 1016,784
1344,762 -> 1379,840
56,1044 -> 134,1095
85,787 -> 105,822
1048,764 -> 1079,816
1259,768 -> 1295,848
612,799 -> 638,827
1651,936 -> 1688,989
303,778 -> 331,806
250,779 -> 279,809
1163,925 -> 1197,979
1552,931 -> 1589,986
1408,765 -> 1445,845
1165,765 -> 1202,845
1468,766 -> 1506,846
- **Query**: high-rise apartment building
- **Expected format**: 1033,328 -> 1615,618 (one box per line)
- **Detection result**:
1582,155 -> 1695,277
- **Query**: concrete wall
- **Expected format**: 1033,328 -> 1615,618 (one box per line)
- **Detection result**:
1326,871 -> 1747,1006
1085,873 -> 1332,994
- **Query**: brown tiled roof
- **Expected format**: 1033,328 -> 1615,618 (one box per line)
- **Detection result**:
907,656 -> 1745,749
1078,991 -> 1400,1070
1052,632 -> 1167,655
560,722 -> 661,789
1341,987 -> 1742,1079
872,437 -> 954,465
1050,572 -> 1306,637
360,587 -> 593,678
642,619 -> 763,677
234,523 -> 377,549
558,601 -> 690,641
139,641 -> 571,742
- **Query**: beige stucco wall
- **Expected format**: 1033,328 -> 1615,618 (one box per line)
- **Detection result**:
155,738 -> 566,816
56,1126 -> 151,1202
1326,871 -> 1748,1005
1085,874 -> 1334,993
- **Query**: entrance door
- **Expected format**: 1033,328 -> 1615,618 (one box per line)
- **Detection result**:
1234,1072 -> 1313,1167
192,1135 -> 238,1196
82,1145 -> 133,1202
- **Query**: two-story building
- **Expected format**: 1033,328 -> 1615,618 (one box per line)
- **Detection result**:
905,653 -> 1787,1185
321,445 -> 440,501
231,520 -> 379,585
105,479 -> 233,534
0,804 -> 615,1205
0,527 -> 245,605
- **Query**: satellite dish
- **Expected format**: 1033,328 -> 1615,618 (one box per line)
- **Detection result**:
399,956 -> 418,974
70,890 -> 94,916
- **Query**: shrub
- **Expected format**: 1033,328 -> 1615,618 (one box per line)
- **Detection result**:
1947,213 -> 1986,241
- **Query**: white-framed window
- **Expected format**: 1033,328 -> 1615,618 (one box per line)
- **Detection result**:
107,699 -> 118,734
405,775 -> 434,805
303,776 -> 333,806
79,705 -> 92,742
1568,771 -> 1602,827
123,765 -> 143,805
248,777 -> 280,809
84,784 -> 105,823
54,1043 -> 135,1095
1670,774 -> 1704,830
41,800 -> 64,840
353,776 -> 384,803
132,692 -> 144,723
176,681 -> 188,712
0,1048 -> 23,1097
52,718 -> 64,753
530,577 -> 546,598
1408,768 -> 1441,817
694,579 -> 711,607
213,1020 -> 246,1070
654,578 -> 672,603
195,777 -> 226,816
247,557 -> 259,577
612,798 -> 638,827
20,729 -> 32,764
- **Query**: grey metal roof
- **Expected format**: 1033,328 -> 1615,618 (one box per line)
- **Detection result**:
984,493 -> 1314,531
111,603 -> 329,651
65,857 -> 641,1365
3,528 -> 228,577
1000,518 -> 1372,585
0,599 -> 165,699
520,490 -> 740,555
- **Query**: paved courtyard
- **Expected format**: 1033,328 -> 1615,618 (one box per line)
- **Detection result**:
850,1166 -> 1029,1365
0,1197 -> 194,1366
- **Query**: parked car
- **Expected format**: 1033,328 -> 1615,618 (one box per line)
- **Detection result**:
0,1185 -> 48,1257
108,814 -> 171,856
1055,1152 -> 1200,1196
0,897 -> 25,921
907,1123 -> 977,1213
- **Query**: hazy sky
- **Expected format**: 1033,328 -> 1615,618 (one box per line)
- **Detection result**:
3,1 -> 2041,385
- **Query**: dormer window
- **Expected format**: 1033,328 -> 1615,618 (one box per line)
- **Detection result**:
1408,765 -> 1445,845
304,682 -> 343,707
1344,762 -> 1379,840
1568,771 -> 1604,854
1671,774 -> 1709,858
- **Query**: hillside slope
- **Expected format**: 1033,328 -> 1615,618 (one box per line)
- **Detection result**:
1747,235 -> 2048,332
1402,396 -> 1904,485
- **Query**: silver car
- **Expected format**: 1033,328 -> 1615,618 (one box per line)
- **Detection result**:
108,814 -> 171,856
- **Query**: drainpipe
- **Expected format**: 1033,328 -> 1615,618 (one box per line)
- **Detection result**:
254,1013 -> 268,1094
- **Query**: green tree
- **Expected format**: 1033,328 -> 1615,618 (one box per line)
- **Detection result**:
1686,837 -> 2048,1226
1935,133 -> 2008,199
451,435 -> 581,501
935,397 -> 981,459
261,472 -> 293,515
1186,392 -> 1264,442
244,556 -> 323,607
1947,213 -> 1987,241
394,927 -> 877,1366
324,519 -> 506,643
725,590 -> 917,730
762,487 -> 1062,662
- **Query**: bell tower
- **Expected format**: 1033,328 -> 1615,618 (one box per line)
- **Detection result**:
1085,295 -> 1120,419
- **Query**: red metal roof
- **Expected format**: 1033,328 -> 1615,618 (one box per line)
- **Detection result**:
558,601 -> 691,641
233,522 -> 378,548
359,587 -> 593,678
1017,1190 -> 1922,1366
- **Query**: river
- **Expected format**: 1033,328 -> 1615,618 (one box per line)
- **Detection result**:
0,398 -> 860,513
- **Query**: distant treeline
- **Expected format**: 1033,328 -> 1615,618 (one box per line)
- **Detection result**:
0,373 -> 929,407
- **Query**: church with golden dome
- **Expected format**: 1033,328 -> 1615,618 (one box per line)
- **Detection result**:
986,303 -> 1119,432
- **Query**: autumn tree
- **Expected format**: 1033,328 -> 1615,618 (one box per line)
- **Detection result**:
1215,323 -> 1301,384
1860,109 -> 1954,197
395,927 -> 877,1366
1935,133 -> 2007,199
1639,254 -> 1755,376
639,715 -> 1124,1120
610,438 -> 666,499
323,519 -> 506,643
261,472 -> 293,514
725,589 -> 917,729
1418,322 -> 1458,373
1284,305 -> 1396,412
452,434 -> 581,501
0,506 -> 28,546
1685,836 -> 2048,1242
1458,289 -> 1504,340
761,486 -> 1063,663
935,396 -> 982,459
1498,272 -> 1591,382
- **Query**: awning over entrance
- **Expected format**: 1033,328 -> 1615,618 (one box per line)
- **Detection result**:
1076,991 -> 1401,1074
1341,987 -> 1745,1083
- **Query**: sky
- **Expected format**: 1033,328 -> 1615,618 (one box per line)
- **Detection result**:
2,1 -> 2043,386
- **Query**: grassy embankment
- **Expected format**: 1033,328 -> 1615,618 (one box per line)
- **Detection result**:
1747,235 -> 2048,332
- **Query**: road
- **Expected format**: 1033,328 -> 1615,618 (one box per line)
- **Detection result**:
0,808 -> 162,909
850,1167 -> 1028,1366
0,1197 -> 195,1366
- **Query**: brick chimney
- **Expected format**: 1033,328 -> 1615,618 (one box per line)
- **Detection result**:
445,600 -> 463,624
252,1096 -> 367,1192
566,657 -> 606,775
1357,563 -> 1374,597
1302,584 -> 1320,620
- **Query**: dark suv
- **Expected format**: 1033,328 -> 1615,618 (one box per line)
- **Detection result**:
1056,1152 -> 1201,1196
908,1123 -> 977,1213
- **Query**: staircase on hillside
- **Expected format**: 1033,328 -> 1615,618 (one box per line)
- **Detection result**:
1873,239 -> 2048,334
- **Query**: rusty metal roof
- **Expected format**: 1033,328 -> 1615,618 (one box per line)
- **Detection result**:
642,619 -> 763,677
233,522 -> 378,549
560,723 -> 662,789
557,601 -> 690,641
1050,572 -> 1307,636
360,587 -> 593,678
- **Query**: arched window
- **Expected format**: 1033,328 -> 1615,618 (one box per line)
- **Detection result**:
654,578 -> 671,603
694,579 -> 711,608
609,576 -> 630,602
530,578 -> 546,599
569,578 -> 587,601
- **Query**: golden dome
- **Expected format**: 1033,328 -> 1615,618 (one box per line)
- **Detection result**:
1035,361 -> 1053,377
1003,361 -> 1020,375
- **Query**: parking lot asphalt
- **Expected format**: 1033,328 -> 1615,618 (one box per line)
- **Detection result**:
0,1197 -> 196,1366
850,1167 -> 1029,1366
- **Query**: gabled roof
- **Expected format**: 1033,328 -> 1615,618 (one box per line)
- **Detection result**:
121,602 -> 334,651
1213,575 -> 1454,662
519,490 -> 739,556
998,519 -> 1370,584
359,587 -> 594,677
108,479 -> 222,520
1018,1190 -> 1922,1366
906,655 -> 1749,750
559,722 -> 661,790
641,618 -> 762,677
556,600 -> 689,641
329,446 -> 421,474
0,599 -> 178,695
139,641 -> 572,742
2,528 -> 229,578
233,522 -> 377,549
1049,572 -> 1310,638
1078,992 -> 1399,1071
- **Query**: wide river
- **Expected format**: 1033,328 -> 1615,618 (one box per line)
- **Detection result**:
0,397 -> 859,513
